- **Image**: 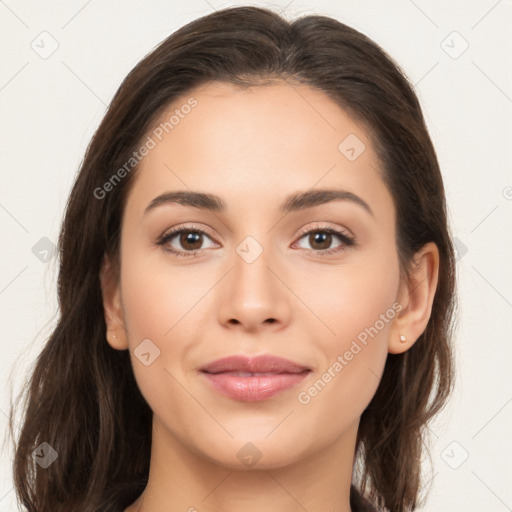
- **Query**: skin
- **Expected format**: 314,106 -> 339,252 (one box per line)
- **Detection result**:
100,81 -> 439,512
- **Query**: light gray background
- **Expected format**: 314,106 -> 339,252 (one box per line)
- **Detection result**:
1,1 -> 511,510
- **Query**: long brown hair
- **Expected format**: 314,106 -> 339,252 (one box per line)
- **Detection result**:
9,6 -> 456,511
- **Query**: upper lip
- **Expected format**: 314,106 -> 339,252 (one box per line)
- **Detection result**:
200,354 -> 310,374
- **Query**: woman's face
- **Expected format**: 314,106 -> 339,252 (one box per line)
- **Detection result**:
107,81 -> 404,469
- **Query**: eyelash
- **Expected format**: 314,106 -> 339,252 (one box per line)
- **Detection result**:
156,224 -> 355,258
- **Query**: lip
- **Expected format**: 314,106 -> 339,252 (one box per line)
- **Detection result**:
199,354 -> 311,402
200,354 -> 310,374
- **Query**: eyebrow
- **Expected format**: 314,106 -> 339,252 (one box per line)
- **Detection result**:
143,188 -> 373,217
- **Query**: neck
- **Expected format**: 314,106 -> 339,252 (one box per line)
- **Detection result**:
126,417 -> 358,512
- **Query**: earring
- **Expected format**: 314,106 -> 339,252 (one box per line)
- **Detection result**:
399,335 -> 407,343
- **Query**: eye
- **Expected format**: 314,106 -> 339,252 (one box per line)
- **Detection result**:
156,224 -> 355,258
157,226 -> 218,257
293,226 -> 355,255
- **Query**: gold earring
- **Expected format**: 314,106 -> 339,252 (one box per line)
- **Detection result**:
399,335 -> 407,343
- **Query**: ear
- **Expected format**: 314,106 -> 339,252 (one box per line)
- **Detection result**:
388,242 -> 440,354
99,252 -> 129,350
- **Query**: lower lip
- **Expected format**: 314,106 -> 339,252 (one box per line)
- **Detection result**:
201,371 -> 310,401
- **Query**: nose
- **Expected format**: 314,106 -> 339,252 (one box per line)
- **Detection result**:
216,243 -> 291,333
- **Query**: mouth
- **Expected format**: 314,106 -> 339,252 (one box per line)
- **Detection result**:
199,354 -> 310,374
202,371 -> 306,376
200,371 -> 311,401
199,354 -> 311,401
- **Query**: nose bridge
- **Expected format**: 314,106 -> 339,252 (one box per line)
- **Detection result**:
216,235 -> 290,330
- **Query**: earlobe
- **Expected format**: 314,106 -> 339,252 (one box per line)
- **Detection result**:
388,242 -> 440,354
99,252 -> 129,350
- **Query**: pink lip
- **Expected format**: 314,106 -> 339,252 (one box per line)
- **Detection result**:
200,354 -> 309,374
199,354 -> 311,402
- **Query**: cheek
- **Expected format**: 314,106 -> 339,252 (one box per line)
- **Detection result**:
296,254 -> 399,416
117,246 -> 207,402
301,253 -> 399,343
120,245 -> 213,341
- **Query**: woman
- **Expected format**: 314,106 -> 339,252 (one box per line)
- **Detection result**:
10,6 -> 456,512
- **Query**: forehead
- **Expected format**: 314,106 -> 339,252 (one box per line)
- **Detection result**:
124,80 -> 392,219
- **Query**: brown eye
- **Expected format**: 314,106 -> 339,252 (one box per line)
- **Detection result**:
179,231 -> 203,251
308,231 -> 332,250
294,227 -> 355,255
158,227 -> 218,256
